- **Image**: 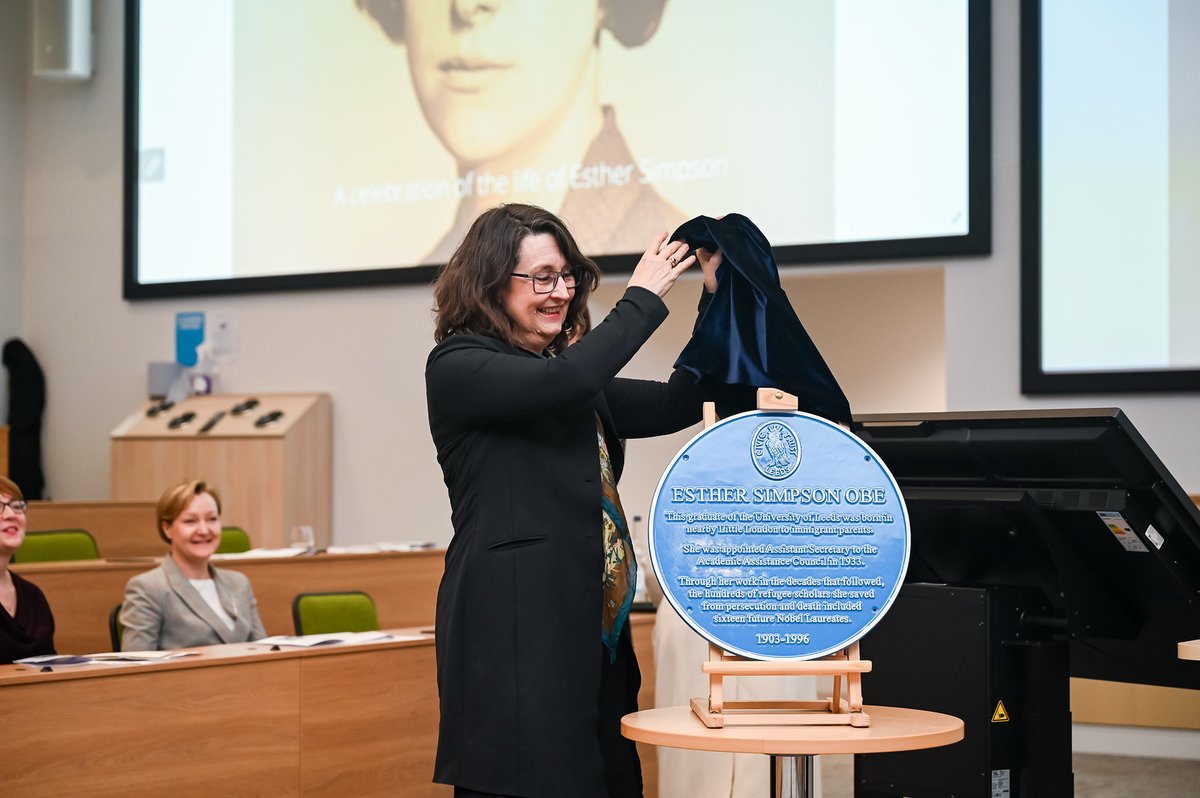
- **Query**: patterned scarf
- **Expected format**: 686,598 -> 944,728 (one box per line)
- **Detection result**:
598,414 -> 636,662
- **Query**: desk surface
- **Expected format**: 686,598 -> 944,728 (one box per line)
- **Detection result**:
12,549 -> 445,654
621,705 -> 964,757
0,628 -> 432,685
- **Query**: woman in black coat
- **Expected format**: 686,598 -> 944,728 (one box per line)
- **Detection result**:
426,203 -> 721,797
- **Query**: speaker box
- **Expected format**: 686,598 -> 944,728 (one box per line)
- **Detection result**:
33,0 -> 92,80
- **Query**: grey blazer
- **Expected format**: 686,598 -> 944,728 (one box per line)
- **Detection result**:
120,556 -> 267,651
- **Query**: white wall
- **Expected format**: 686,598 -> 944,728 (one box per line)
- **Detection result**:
12,0 -> 1192,547
945,0 -> 1198,491
0,1 -> 29,422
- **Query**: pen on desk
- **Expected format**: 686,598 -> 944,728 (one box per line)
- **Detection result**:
198,410 -> 226,434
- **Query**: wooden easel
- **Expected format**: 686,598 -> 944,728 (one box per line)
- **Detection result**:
689,388 -> 872,729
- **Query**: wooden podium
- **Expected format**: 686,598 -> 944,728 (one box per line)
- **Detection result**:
110,393 -> 331,549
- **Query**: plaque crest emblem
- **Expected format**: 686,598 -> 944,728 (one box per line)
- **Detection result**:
751,421 -> 801,480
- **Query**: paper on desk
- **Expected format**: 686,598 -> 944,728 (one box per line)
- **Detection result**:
86,650 -> 201,661
258,631 -> 419,647
211,547 -> 310,560
324,541 -> 437,554
14,654 -> 95,666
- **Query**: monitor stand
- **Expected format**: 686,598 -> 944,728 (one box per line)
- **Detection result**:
855,583 -> 1074,797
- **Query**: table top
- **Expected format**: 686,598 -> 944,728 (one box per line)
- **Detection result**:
622,705 -> 963,756
0,627 -> 435,687
1181,639 -> 1200,661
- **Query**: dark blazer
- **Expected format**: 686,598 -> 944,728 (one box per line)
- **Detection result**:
120,556 -> 267,651
426,287 -> 712,797
0,572 -> 56,664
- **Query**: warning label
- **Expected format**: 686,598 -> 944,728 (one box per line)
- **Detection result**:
992,700 -> 1010,723
992,768 -> 1011,797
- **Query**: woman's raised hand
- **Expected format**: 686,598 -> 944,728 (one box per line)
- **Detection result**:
627,231 -> 696,298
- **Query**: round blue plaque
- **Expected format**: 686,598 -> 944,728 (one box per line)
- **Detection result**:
649,411 -> 910,660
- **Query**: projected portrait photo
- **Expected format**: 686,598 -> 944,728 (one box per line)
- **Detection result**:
357,0 -> 684,262
132,1 -> 976,289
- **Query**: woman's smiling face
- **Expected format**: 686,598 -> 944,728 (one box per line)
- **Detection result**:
502,232 -> 576,352
162,491 -> 222,568
0,492 -> 26,557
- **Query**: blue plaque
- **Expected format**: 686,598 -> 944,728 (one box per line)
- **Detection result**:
649,411 -> 910,661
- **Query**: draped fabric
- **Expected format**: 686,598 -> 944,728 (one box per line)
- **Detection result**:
670,214 -> 853,425
597,414 -> 635,662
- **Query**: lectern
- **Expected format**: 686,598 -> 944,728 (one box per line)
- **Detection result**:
111,393 -> 331,548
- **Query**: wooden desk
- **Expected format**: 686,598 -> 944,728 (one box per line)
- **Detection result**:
0,630 -> 450,797
628,612 -> 659,797
11,550 -> 445,654
25,500 -> 159,558
622,705 -> 963,798
111,393 -> 332,548
0,618 -> 659,797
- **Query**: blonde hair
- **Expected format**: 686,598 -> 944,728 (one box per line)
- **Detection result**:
156,480 -> 222,544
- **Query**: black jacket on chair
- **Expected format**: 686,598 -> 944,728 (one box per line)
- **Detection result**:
3,338 -> 46,499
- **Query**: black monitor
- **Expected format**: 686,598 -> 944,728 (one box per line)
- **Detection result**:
852,408 -> 1200,690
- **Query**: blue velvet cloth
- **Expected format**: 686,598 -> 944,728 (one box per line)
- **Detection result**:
671,214 -> 853,425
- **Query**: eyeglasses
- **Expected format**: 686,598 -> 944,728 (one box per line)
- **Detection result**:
511,270 -> 577,294
0,499 -> 28,514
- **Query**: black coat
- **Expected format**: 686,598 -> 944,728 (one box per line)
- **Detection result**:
425,287 -> 710,797
3,338 -> 46,499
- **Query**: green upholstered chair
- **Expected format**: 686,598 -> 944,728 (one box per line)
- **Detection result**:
292,591 -> 380,635
12,529 -> 100,563
216,526 -> 252,554
109,603 -> 124,651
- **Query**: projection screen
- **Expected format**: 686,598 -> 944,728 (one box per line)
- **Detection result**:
124,0 -> 991,298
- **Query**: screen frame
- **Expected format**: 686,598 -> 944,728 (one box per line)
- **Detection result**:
1019,0 -> 1200,394
853,407 -> 1200,689
123,0 -> 993,300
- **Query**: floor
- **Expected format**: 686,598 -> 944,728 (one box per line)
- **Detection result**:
818,752 -> 1200,797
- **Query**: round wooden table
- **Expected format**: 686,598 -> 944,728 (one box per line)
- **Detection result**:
622,705 -> 964,798
1179,639 -> 1200,661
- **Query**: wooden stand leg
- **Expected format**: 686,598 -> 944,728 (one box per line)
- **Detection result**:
691,644 -> 872,728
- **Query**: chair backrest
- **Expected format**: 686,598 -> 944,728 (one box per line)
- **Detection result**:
109,603 -> 124,651
12,529 -> 100,563
216,526 -> 252,554
292,591 -> 380,635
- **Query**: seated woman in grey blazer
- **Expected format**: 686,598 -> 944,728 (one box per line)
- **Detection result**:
120,480 -> 266,651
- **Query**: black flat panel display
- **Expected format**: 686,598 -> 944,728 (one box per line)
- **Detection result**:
854,408 -> 1200,689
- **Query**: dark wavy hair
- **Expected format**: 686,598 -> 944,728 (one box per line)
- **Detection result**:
433,204 -> 600,355
357,0 -> 669,48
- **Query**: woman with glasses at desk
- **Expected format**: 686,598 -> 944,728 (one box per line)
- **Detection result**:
120,480 -> 266,651
0,475 -> 57,664
425,203 -> 737,798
